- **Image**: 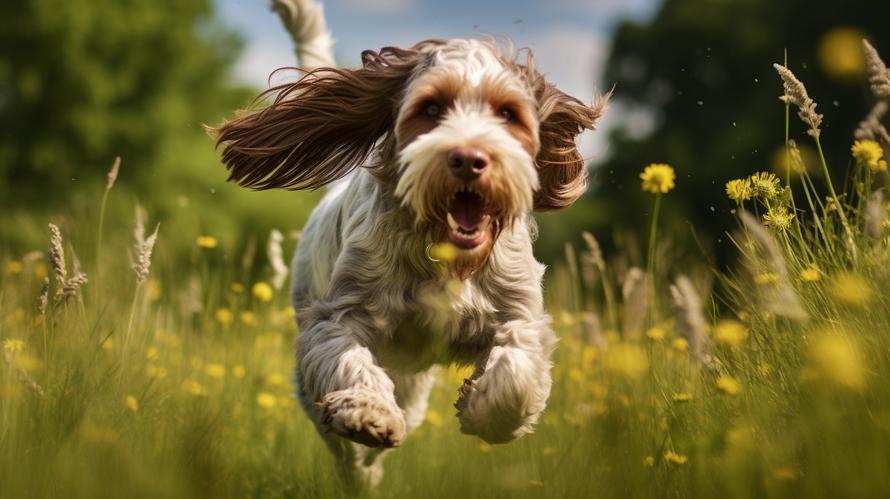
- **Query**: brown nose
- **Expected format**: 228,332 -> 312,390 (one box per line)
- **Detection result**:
447,147 -> 490,182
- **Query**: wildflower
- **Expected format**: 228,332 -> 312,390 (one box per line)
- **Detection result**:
671,337 -> 688,352
772,467 -> 800,481
645,327 -> 666,342
231,282 -> 245,294
568,368 -> 584,382
102,338 -> 114,350
5,260 -> 23,274
762,206 -> 795,232
479,443 -> 492,453
145,346 -> 159,361
542,447 -> 557,456
664,450 -> 688,465
252,282 -> 274,302
808,330 -> 866,391
716,375 -> 741,395
425,410 -> 443,428
754,272 -> 779,285
643,456 -> 655,467
196,236 -> 218,249
215,308 -> 234,325
851,140 -> 888,172
125,395 -> 139,413
182,380 -> 206,396
205,364 -> 226,379
817,27 -> 866,80
146,365 -> 167,379
147,279 -> 162,301
427,242 -> 458,262
799,267 -> 821,282
267,373 -> 287,387
672,392 -> 693,402
713,320 -> 747,348
725,178 -> 753,202
256,392 -> 277,409
773,63 -> 823,138
233,365 -> 246,379
639,163 -> 676,194
3,339 -> 25,352
239,311 -> 258,327
749,172 -> 781,199
603,344 -> 648,380
831,273 -> 872,306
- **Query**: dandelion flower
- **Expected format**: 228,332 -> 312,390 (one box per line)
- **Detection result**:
725,178 -> 753,202
799,267 -> 821,282
3,339 -> 25,352
640,163 -> 676,194
672,392 -> 693,402
754,272 -> 779,286
239,311 -> 258,327
643,456 -> 655,467
671,337 -> 688,352
808,330 -> 866,391
713,320 -> 747,348
852,140 -> 888,172
145,346 -> 159,361
604,343 -> 648,380
182,380 -> 206,396
5,260 -> 23,274
252,282 -> 274,302
425,410 -> 443,428
256,392 -> 277,409
716,375 -> 742,395
664,450 -> 688,465
126,395 -> 139,413
266,372 -> 287,387
205,363 -> 226,379
231,282 -> 245,294
645,327 -> 666,342
479,443 -> 492,453
762,206 -> 795,232
233,365 -> 246,379
772,467 -> 800,482
831,272 -> 872,306
196,236 -> 218,249
749,172 -> 781,199
215,308 -> 234,325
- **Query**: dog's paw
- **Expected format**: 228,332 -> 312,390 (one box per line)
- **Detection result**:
318,388 -> 406,448
454,376 -> 532,444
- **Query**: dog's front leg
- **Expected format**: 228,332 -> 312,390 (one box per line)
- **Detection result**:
455,318 -> 556,444
298,313 -> 406,448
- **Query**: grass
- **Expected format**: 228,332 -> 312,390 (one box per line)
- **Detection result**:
2,48 -> 890,498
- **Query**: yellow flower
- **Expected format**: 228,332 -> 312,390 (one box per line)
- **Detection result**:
799,267 -> 821,282
425,410 -> 443,428
831,273 -> 872,306
645,327 -> 666,342
713,320 -> 747,348
266,372 -> 287,387
808,330 -> 866,391
716,375 -> 741,395
772,467 -> 800,481
215,308 -> 234,325
102,338 -> 114,350
671,337 -> 688,352
182,380 -> 206,396
3,338 -> 25,352
818,27 -> 866,80
664,450 -> 688,465
643,455 -> 655,467
146,364 -> 167,379
232,365 -> 246,379
147,279 -> 162,302
725,179 -> 753,202
125,395 -> 139,413
754,272 -> 779,285
256,392 -> 277,409
252,282 -> 274,302
640,163 -> 676,194
196,236 -> 218,249
205,363 -> 226,379
749,171 -> 781,199
239,311 -> 258,327
604,344 -> 648,380
5,260 -> 23,274
762,206 -> 795,231
852,140 -> 888,172
672,392 -> 693,402
479,443 -> 492,453
231,282 -> 245,294
428,242 -> 458,262
145,346 -> 159,361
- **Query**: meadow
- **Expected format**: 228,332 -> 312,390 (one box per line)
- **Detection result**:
2,42 -> 890,499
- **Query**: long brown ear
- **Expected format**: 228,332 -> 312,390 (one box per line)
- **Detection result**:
533,83 -> 610,210
213,46 -> 425,190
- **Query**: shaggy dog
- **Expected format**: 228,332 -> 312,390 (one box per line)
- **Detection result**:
214,0 -> 607,487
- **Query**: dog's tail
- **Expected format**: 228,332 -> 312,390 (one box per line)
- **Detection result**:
271,0 -> 336,69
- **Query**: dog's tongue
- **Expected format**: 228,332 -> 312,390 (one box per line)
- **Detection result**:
450,191 -> 485,230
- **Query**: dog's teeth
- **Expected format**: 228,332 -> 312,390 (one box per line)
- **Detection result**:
447,213 -> 460,231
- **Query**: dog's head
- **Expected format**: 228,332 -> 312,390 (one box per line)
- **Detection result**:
215,39 -> 608,273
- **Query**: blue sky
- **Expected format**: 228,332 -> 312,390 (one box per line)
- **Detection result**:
215,0 -> 662,160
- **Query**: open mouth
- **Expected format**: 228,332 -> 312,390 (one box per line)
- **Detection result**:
446,186 -> 491,249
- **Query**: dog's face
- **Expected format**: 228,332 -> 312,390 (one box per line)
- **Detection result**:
215,39 -> 607,276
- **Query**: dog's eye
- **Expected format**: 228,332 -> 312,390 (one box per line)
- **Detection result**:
423,102 -> 441,118
499,107 -> 515,122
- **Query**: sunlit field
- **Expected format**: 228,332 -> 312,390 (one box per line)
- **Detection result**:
3,40 -> 890,499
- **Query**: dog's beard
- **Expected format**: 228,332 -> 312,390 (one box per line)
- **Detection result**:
395,114 -> 538,277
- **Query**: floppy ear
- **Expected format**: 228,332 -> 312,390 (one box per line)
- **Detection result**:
213,46 -> 425,190
533,84 -> 609,210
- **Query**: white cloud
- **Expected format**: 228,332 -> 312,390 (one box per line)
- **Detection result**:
343,0 -> 416,14
232,34 -> 302,88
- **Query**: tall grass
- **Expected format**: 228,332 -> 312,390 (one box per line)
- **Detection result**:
2,42 -> 890,498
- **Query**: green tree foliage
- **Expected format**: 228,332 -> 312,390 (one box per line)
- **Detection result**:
0,0 -> 251,204
597,0 -> 890,259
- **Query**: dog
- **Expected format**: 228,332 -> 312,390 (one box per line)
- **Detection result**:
214,0 -> 608,487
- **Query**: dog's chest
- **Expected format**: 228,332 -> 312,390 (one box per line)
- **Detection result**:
374,279 -> 494,373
